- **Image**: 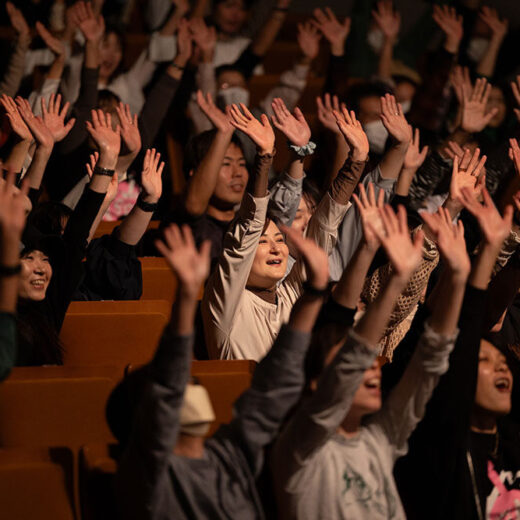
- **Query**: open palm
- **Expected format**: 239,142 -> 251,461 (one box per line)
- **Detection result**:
271,98 -> 311,147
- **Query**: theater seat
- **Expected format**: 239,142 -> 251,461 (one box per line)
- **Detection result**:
140,257 -> 178,301
0,448 -> 75,520
61,299 -> 171,367
92,220 -> 160,240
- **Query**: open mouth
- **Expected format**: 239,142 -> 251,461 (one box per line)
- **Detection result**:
229,183 -> 244,192
266,259 -> 282,266
494,377 -> 512,392
365,377 -> 381,390
30,279 -> 46,290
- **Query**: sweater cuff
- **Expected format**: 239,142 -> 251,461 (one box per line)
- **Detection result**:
329,157 -> 366,204
415,319 -> 458,375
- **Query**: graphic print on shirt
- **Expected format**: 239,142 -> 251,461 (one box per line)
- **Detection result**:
342,461 -> 397,518
486,460 -> 520,519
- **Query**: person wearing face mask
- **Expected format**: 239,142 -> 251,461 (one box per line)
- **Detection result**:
109,221 -> 331,520
393,184 -> 520,520
202,103 -> 369,361
272,201 -> 466,520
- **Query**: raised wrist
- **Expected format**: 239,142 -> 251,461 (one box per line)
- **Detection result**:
97,153 -> 118,170
141,193 -> 159,204
330,42 -> 345,57
351,149 -> 368,162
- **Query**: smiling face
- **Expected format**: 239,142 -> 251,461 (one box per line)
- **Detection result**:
247,220 -> 289,289
213,0 -> 249,36
211,142 -> 249,207
474,339 -> 513,418
99,32 -> 123,82
18,249 -> 52,301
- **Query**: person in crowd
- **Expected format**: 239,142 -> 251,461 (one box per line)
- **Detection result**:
272,200 -> 469,519
109,222 -> 330,519
202,99 -> 371,360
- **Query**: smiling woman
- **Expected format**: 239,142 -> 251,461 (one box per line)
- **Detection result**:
18,249 -> 52,301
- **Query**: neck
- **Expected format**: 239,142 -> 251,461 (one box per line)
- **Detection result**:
173,434 -> 205,459
207,204 -> 236,222
339,412 -> 362,438
470,408 -> 498,434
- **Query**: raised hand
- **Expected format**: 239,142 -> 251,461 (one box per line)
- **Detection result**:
461,77 -> 498,133
297,21 -> 321,63
421,207 -> 470,277
115,102 -> 141,154
432,4 -> 463,53
140,148 -> 164,203
6,2 -> 30,40
459,187 -> 512,247
332,106 -> 369,161
479,6 -> 508,42
352,182 -> 385,252
229,104 -> 275,154
271,98 -> 311,147
447,147 -> 486,203
35,21 -> 66,57
511,76 -> 520,122
196,90 -> 233,133
70,1 -> 105,43
311,7 -> 351,56
0,171 -> 29,240
380,93 -> 412,145
41,94 -> 75,142
449,65 -> 471,105
509,138 -> 520,175
316,93 -> 342,134
86,109 -> 121,159
372,1 -> 400,42
369,204 -> 423,281
155,224 -> 211,296
85,151 -> 100,179
280,225 -> 329,289
189,18 -> 217,60
403,127 -> 428,170
1,94 -> 32,141
176,18 -> 193,65
15,97 -> 54,150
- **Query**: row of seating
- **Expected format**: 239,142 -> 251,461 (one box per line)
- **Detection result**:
0,361 -> 255,519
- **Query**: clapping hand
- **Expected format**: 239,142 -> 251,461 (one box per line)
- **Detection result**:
189,18 -> 217,61
228,104 -> 275,155
155,224 -> 211,297
140,148 -> 164,204
271,98 -> 311,147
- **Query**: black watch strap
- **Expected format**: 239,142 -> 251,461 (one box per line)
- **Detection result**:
136,194 -> 158,213
0,263 -> 21,277
93,165 -> 115,177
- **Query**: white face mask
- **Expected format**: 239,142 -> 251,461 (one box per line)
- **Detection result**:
400,99 -> 412,114
216,86 -> 250,111
467,37 -> 490,62
367,29 -> 384,54
364,120 -> 388,155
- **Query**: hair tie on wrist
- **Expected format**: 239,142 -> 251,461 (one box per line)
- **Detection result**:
136,194 -> 158,213
288,141 -> 316,157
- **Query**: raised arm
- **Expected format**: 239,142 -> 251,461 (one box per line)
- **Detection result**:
117,149 -> 164,246
0,3 -> 31,97
228,227 -> 329,474
117,225 -> 210,519
378,94 -> 412,180
395,127 -> 428,197
372,206 -> 470,457
249,0 -> 291,59
275,204 -> 423,470
475,7 -> 508,79
268,98 -> 311,226
185,91 -> 234,216
372,0 -> 401,82
0,174 -> 29,381
114,102 -> 142,177
0,95 -> 33,173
